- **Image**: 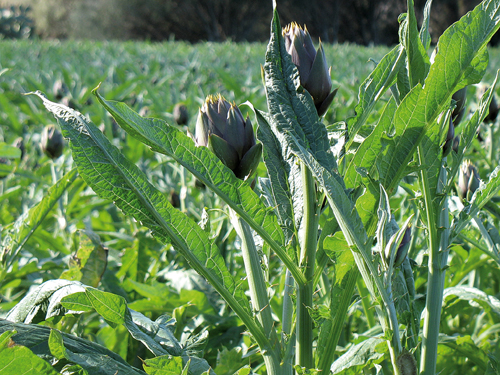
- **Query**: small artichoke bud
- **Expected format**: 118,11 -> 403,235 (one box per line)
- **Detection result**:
383,225 -> 411,268
195,95 -> 262,180
283,23 -> 337,117
13,137 -> 25,160
458,160 -> 480,201
173,103 -> 189,125
394,225 -> 411,268
396,349 -> 417,375
53,79 -> 70,100
41,124 -> 64,159
451,87 -> 467,126
442,117 -> 455,157
484,94 -> 499,123
170,190 -> 180,208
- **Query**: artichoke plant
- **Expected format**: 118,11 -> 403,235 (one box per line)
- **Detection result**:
195,95 -> 262,180
283,22 -> 337,116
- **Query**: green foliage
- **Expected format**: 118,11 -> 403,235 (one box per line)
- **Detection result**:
0,330 -> 60,375
3,1 -> 500,374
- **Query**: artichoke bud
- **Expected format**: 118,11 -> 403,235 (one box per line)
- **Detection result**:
195,95 -> 261,180
394,225 -> 411,268
41,124 -> 64,159
169,189 -> 180,208
283,22 -> 337,116
384,225 -> 411,268
451,87 -> 467,126
458,160 -> 480,201
396,349 -> 418,375
442,117 -> 455,157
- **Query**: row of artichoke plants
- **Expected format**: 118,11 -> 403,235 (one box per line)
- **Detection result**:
23,0 -> 500,374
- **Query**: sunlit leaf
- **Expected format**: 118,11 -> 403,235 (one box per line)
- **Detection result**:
0,168 -> 78,266
60,230 -> 108,287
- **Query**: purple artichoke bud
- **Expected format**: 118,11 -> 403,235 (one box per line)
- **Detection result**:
41,124 -> 64,159
173,103 -> 189,125
442,117 -> 455,157
195,95 -> 262,180
484,94 -> 499,123
451,87 -> 467,126
282,23 -> 337,117
458,160 -> 480,201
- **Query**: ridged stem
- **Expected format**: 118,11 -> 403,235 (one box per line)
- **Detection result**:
296,162 -> 318,369
229,209 -> 281,375
281,268 -> 295,375
419,156 -> 449,375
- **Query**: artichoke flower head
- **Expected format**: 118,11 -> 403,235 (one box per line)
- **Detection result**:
283,22 -> 337,116
195,94 -> 262,180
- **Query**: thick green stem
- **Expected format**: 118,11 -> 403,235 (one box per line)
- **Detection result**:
384,292 -> 402,375
296,163 -> 318,369
281,269 -> 295,375
419,156 -> 450,375
296,284 -> 313,368
488,125 -> 495,166
229,209 -> 281,375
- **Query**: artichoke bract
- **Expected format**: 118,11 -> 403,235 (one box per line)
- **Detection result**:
283,22 -> 337,117
195,95 -> 262,180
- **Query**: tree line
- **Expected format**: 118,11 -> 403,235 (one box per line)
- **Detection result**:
2,0 -> 486,45
121,0 -> 482,44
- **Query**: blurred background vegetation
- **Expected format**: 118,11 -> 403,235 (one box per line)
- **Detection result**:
0,0 -> 490,45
